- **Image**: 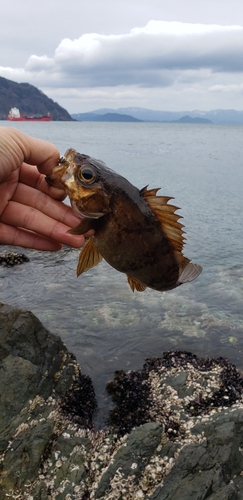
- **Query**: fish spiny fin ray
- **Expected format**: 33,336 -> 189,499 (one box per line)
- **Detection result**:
76,238 -> 103,277
178,262 -> 203,284
126,275 -> 147,292
141,186 -> 185,253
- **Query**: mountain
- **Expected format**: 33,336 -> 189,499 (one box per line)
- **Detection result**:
71,112 -> 143,122
72,111 -> 211,123
170,115 -> 212,124
78,107 -> 243,125
0,76 -> 72,121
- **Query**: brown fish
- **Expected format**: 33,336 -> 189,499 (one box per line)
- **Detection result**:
46,149 -> 202,292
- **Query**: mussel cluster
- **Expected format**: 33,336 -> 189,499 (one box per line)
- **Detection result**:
0,252 -> 29,267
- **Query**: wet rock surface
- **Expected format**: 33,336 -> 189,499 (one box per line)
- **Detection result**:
1,302 -> 243,499
0,302 -> 96,499
107,351 -> 243,436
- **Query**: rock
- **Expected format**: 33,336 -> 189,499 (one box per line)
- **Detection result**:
106,352 -> 243,500
149,407 -> 243,499
107,351 -> 243,437
0,302 -> 96,499
95,422 -> 163,498
0,252 -> 29,267
1,302 -> 243,499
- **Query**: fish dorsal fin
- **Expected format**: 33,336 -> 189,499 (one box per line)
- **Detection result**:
140,186 -> 185,253
68,218 -> 97,235
178,262 -> 203,284
126,275 -> 147,292
76,237 -> 103,277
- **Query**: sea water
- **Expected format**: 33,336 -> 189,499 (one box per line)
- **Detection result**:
1,120 -> 243,423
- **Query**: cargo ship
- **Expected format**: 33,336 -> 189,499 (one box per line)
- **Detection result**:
7,107 -> 52,121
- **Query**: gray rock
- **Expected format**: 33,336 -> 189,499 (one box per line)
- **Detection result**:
1,302 -> 243,499
0,302 -> 96,499
150,410 -> 243,499
95,422 -> 163,498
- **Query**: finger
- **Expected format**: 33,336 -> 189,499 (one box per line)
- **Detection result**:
19,163 -> 67,200
1,200 -> 86,248
0,222 -> 62,251
12,182 -> 82,228
8,128 -> 60,173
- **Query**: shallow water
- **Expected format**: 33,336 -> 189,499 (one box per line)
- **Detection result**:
1,121 -> 243,424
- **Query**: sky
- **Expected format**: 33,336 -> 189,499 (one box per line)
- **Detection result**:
0,0 -> 243,113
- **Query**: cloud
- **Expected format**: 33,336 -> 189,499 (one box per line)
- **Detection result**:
1,20 -> 243,112
209,83 -> 243,93
1,21 -> 243,88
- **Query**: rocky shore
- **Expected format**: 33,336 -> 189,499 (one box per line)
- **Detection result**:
1,301 -> 243,499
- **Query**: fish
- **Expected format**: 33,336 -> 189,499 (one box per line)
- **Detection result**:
46,148 -> 202,292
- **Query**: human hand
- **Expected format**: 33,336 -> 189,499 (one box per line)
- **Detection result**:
0,127 -> 92,250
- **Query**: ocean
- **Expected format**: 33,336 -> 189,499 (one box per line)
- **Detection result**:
1,120 -> 243,423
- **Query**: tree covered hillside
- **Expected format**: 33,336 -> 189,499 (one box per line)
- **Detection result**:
0,77 -> 72,121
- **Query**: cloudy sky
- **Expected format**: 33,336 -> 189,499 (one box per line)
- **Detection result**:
1,0 -> 243,113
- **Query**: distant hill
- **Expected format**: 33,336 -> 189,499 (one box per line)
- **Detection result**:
0,76 -> 72,121
170,115 -> 212,124
83,107 -> 243,125
72,112 -> 143,122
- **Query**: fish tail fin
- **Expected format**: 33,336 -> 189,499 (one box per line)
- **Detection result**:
178,262 -> 203,284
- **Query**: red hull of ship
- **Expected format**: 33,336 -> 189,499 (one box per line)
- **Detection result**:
7,116 -> 52,122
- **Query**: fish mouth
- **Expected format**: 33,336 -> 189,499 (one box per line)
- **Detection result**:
45,175 -> 56,186
45,173 -> 64,188
45,157 -> 72,188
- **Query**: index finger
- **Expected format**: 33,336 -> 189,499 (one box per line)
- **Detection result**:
19,131 -> 60,173
3,127 -> 60,173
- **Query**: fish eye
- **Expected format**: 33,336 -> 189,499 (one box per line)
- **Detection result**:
77,166 -> 96,184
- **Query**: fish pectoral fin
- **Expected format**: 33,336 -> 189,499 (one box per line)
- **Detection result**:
126,275 -> 147,292
178,262 -> 203,284
76,238 -> 103,277
68,219 -> 96,235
